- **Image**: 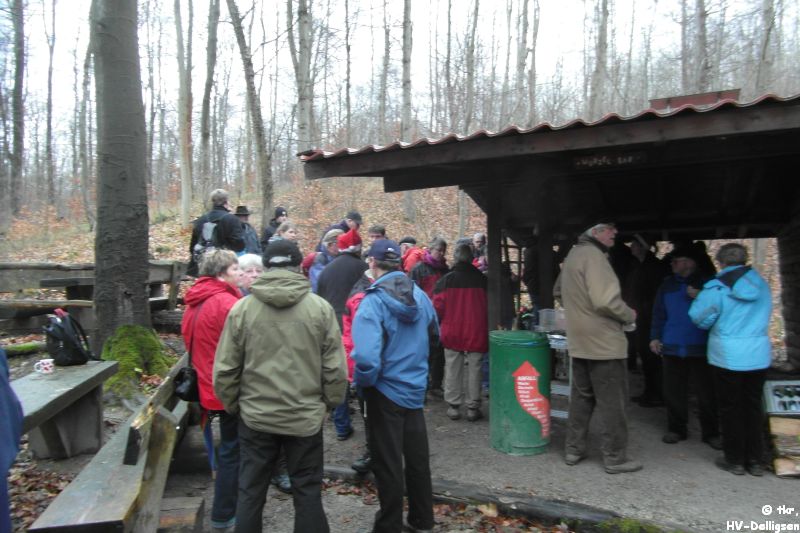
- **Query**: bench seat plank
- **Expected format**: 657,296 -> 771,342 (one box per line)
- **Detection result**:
0,300 -> 93,319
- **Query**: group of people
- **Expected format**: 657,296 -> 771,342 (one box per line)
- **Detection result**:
561,222 -> 772,477
184,189 -> 496,532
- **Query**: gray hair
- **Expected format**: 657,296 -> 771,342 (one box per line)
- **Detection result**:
473,232 -> 486,243
199,249 -> 238,277
323,228 -> 344,245
716,243 -> 748,267
453,243 -> 473,264
238,253 -> 264,271
276,221 -> 297,236
210,188 -> 229,207
583,222 -> 615,238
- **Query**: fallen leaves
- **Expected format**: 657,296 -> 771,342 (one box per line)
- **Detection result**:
8,450 -> 75,532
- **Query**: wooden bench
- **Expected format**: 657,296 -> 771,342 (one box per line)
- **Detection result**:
11,360 -> 119,459
29,354 -> 198,532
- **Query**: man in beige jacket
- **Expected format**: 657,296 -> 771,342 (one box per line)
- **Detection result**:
214,239 -> 347,532
561,222 -> 642,474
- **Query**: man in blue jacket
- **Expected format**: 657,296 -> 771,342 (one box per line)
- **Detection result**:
1,348 -> 23,533
650,246 -> 720,449
352,239 -> 439,533
689,243 -> 772,476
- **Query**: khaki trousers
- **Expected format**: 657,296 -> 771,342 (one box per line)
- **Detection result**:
443,349 -> 483,409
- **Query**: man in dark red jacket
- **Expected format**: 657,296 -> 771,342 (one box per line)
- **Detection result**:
433,243 -> 488,422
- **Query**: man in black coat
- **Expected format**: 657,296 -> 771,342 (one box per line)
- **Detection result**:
187,189 -> 245,276
316,228 -> 368,330
260,206 -> 288,250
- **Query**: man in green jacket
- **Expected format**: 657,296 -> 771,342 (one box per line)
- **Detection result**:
561,222 -> 642,475
214,239 -> 347,533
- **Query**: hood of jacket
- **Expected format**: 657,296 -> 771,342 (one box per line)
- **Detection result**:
250,269 -> 310,308
184,276 -> 240,306
368,270 -> 419,323
715,265 -> 760,302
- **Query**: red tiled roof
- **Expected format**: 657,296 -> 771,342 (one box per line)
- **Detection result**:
299,93 -> 800,162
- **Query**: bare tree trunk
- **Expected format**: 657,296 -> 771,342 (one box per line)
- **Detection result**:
514,0 -> 529,121
499,0 -> 512,129
10,0 -> 24,216
91,0 -> 151,351
445,0 -> 454,129
755,0 -> 775,93
464,0 -> 479,134
694,0 -> 710,92
228,0 -> 273,221
378,0 -> 390,141
526,0 -> 539,126
344,0 -> 352,146
200,0 -> 220,203
175,0 -> 193,227
287,0 -> 314,152
401,0 -> 415,222
681,0 -> 690,93
44,0 -> 57,207
80,45 -> 96,230
588,0 -> 609,119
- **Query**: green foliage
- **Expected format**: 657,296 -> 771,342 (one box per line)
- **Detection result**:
597,518 -> 676,533
101,325 -> 172,398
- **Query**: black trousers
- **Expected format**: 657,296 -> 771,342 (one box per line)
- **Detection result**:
429,341 -> 445,390
364,387 -> 433,533
236,421 -> 329,533
636,325 -> 662,401
713,366 -> 767,466
662,355 -> 718,438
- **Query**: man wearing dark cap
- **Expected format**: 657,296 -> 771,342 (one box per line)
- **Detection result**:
399,236 -> 424,273
214,239 -> 347,532
650,246 -> 720,449
234,205 -> 262,256
352,239 -> 438,533
317,210 -> 363,252
260,206 -> 288,251
561,222 -> 641,474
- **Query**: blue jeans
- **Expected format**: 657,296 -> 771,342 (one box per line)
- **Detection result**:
211,411 -> 239,526
332,383 -> 353,436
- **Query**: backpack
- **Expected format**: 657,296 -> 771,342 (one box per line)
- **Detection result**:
43,309 -> 97,366
192,219 -> 219,268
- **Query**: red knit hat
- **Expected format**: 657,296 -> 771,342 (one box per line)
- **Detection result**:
337,228 -> 362,251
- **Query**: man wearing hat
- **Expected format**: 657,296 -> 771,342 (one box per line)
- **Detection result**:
352,239 -> 438,533
234,205 -> 262,256
260,206 -> 288,251
650,245 -> 720,449
214,239 -> 347,532
399,236 -> 424,273
561,222 -> 642,474
317,210 -> 363,252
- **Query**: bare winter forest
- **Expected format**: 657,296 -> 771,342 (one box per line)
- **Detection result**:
0,0 -> 798,235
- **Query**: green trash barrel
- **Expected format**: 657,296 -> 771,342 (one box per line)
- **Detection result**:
489,330 -> 552,456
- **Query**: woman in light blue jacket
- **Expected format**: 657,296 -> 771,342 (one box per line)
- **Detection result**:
689,243 -> 771,477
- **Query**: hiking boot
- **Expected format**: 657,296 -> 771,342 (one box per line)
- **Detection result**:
605,460 -> 643,474
746,462 -> 765,477
564,453 -> 585,466
351,451 -> 372,474
446,405 -> 461,420
211,516 -> 236,531
271,473 -> 292,493
662,432 -> 687,444
702,435 -> 723,450
466,408 -> 483,422
715,457 -> 745,476
404,519 -> 433,532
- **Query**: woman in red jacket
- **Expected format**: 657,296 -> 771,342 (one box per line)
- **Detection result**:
181,250 -> 241,530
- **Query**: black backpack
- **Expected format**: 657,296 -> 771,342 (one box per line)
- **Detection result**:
43,309 -> 96,366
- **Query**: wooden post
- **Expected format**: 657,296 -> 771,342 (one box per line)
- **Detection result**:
487,189 -> 502,331
778,215 -> 800,371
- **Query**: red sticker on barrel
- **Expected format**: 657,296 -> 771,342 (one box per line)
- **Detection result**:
513,360 -> 551,437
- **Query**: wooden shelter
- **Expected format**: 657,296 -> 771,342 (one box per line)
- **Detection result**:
300,93 -> 800,368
